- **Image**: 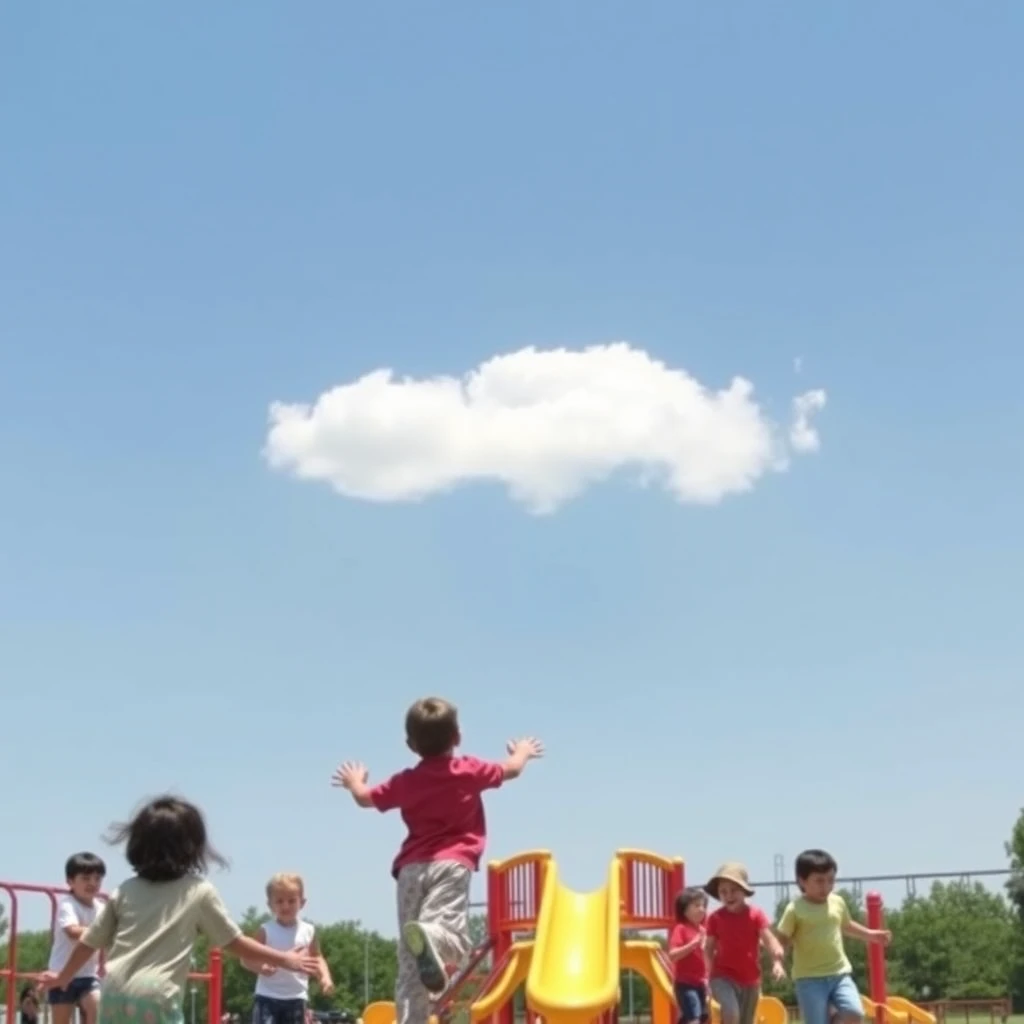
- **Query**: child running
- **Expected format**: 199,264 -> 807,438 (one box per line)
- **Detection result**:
244,872 -> 334,1024
704,862 -> 785,1024
333,696 -> 543,1024
777,849 -> 891,1024
667,888 -> 709,1024
47,852 -> 107,1024
39,795 -> 320,1024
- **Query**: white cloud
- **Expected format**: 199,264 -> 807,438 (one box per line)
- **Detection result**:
789,389 -> 828,454
263,342 -> 827,514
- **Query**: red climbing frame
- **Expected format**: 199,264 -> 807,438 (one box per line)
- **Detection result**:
0,881 -> 223,1024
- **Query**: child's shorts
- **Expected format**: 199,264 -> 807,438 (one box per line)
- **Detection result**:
48,978 -> 100,1006
674,983 -> 709,1024
794,974 -> 863,1024
252,996 -> 307,1024
709,978 -> 760,1024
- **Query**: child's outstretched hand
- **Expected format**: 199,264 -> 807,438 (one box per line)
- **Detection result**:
332,762 -> 368,789
770,961 -> 786,982
507,737 -> 544,760
36,972 -> 60,990
283,951 -> 322,976
870,929 -> 892,946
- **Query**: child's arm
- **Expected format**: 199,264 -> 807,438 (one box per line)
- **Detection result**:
842,920 -> 891,945
39,943 -> 97,990
56,899 -> 88,942
223,936 -> 320,975
759,926 -> 786,980
502,737 -> 544,780
309,935 -> 334,995
239,927 -> 278,976
332,762 -> 374,807
667,931 -> 705,960
41,898 -> 118,990
703,935 -> 718,971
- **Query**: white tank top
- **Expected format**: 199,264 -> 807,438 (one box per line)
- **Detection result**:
254,919 -> 316,1000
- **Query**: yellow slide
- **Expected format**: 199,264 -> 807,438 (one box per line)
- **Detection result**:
883,997 -> 935,1024
470,942 -> 533,1022
525,857 -> 622,1024
620,941 -> 676,1024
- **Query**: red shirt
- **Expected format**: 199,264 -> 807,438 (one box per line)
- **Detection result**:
706,904 -> 771,986
369,754 -> 505,877
668,922 -> 707,985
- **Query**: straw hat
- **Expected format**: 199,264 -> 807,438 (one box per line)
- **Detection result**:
705,862 -> 755,900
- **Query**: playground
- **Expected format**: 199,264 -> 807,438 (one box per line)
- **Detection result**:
1,849 -> 946,1024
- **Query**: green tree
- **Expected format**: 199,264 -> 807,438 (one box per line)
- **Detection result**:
1005,807 -> 1024,1009
886,881 -> 1013,1000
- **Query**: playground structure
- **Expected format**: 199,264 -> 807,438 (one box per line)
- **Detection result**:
1,855 -> 939,1024
365,851 -> 940,1024
0,881 -> 223,1024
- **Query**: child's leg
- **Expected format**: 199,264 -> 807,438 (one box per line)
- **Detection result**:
736,986 -> 760,1024
77,984 -> 101,1024
794,979 -> 834,1024
829,976 -> 864,1024
401,861 -> 472,993
49,996 -> 75,1024
395,866 -> 433,1024
709,980 -> 741,1024
674,985 -> 704,1024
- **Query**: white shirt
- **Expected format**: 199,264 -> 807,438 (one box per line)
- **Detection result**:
254,918 -> 316,1000
48,895 -> 104,976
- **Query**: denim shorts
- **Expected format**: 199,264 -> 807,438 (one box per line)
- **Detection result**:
674,983 -> 709,1024
48,977 -> 100,1006
252,997 -> 307,1024
794,974 -> 863,1024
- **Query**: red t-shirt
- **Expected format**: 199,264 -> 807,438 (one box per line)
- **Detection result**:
668,922 -> 707,985
369,754 -> 506,877
706,904 -> 771,986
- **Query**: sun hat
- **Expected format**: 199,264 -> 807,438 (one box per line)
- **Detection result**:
704,862 -> 755,900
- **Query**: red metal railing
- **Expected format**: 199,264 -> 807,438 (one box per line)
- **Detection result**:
484,852 -> 550,1024
1,881 -> 223,1024
616,849 -> 685,930
866,891 -> 887,1024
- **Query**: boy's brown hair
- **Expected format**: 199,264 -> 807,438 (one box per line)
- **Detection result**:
406,697 -> 460,757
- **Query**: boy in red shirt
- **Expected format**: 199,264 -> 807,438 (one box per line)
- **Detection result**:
333,697 -> 543,1024
704,862 -> 785,1024
668,888 -> 709,1024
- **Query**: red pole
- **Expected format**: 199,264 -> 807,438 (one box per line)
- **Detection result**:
866,892 -> 887,1024
208,948 -> 223,1024
2,885 -> 19,1024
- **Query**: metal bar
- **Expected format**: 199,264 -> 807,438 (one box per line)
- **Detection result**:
748,868 -> 1009,887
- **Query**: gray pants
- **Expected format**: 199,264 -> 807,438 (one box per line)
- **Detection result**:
710,979 -> 761,1024
396,860 -> 472,1024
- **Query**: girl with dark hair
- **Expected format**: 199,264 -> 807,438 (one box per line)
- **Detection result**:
669,887 -> 710,1024
39,795 -> 321,1024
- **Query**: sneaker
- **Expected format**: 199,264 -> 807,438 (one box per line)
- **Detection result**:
402,921 -> 448,994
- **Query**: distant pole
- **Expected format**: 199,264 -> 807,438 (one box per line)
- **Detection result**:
363,932 -> 370,1006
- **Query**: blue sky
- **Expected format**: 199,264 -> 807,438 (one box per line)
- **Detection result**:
2,2 -> 1023,938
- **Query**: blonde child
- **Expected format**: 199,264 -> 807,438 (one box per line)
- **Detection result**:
777,849 -> 890,1024
243,873 -> 334,1024
334,697 -> 543,1024
39,795 -> 320,1024
704,863 -> 785,1024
